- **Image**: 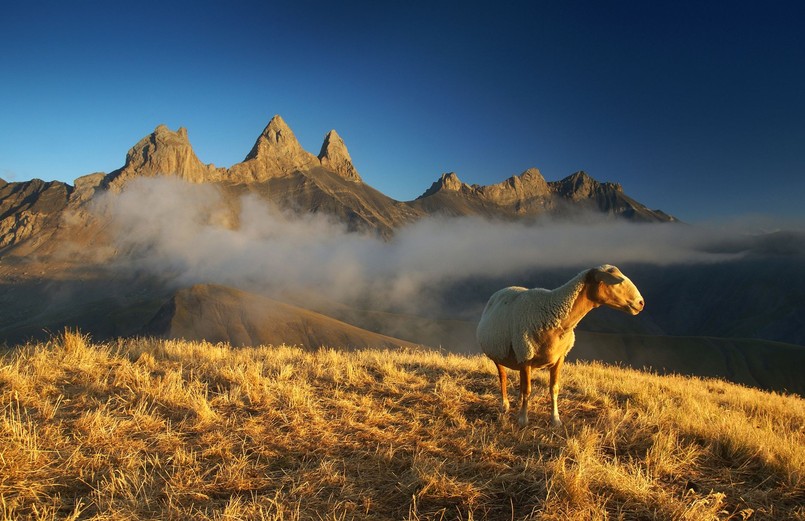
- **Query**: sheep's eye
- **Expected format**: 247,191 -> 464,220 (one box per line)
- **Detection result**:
607,267 -> 617,273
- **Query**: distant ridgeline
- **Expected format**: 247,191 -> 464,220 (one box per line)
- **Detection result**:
0,114 -> 673,251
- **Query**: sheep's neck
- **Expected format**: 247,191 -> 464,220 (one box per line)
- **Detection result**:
559,288 -> 597,333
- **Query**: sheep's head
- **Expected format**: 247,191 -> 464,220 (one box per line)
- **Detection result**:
587,265 -> 644,315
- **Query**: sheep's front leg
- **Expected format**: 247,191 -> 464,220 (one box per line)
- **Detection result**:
549,357 -> 564,427
518,365 -> 532,427
495,362 -> 510,413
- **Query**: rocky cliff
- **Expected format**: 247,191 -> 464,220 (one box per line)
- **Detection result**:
0,178 -> 72,250
227,115 -> 320,182
103,125 -> 226,190
550,171 -> 674,221
318,129 -> 361,182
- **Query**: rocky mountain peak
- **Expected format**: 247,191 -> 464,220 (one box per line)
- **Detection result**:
519,167 -> 547,187
418,173 -> 469,198
103,125 -> 224,190
553,171 -> 623,198
258,115 -> 291,145
230,115 -> 319,182
244,115 -> 315,162
318,130 -> 361,182
476,167 -> 550,206
553,170 -> 601,200
505,168 -> 549,193
439,173 -> 464,191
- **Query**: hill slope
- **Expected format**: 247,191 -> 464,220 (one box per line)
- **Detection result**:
145,283 -> 421,350
1,331 -> 802,520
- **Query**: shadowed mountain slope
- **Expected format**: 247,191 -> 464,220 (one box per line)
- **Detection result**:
144,284 -> 421,350
0,178 -> 72,251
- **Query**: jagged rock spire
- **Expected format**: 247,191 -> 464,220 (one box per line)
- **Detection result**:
479,168 -> 550,201
244,115 -> 313,163
553,170 -> 622,200
419,172 -> 469,198
103,124 -> 225,191
229,115 -> 320,182
318,130 -> 361,182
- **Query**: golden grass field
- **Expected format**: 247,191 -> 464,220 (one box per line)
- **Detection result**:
1,330 -> 803,520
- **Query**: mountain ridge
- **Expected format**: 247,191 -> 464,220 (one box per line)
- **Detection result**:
0,115 -> 675,249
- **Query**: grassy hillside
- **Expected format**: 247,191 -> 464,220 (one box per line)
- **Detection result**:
1,332 -> 803,520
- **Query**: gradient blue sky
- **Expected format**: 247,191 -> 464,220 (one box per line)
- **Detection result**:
1,1 -> 803,222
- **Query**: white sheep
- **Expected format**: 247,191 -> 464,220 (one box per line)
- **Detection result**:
476,264 -> 644,427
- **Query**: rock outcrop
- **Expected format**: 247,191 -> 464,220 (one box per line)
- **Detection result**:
419,172 -> 470,197
552,170 -> 619,200
476,168 -> 551,214
103,125 -> 225,190
318,130 -> 361,182
228,115 -> 320,182
70,172 -> 106,206
0,179 -> 72,248
549,171 -> 670,221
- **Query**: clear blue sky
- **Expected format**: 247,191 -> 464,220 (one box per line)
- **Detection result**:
1,1 -> 803,222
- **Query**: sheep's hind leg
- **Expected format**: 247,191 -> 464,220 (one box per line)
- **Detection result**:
495,362 -> 510,413
518,365 -> 532,427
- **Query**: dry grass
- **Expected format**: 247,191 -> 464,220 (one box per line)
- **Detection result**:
1,330 -> 803,520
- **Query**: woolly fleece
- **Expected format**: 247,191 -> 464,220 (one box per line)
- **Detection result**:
476,267 -> 599,364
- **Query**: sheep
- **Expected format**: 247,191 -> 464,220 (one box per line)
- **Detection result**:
476,265 -> 644,427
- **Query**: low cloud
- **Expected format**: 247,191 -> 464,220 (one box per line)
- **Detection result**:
91,176 -> 803,316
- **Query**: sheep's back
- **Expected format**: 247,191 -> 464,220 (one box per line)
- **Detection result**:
476,286 -> 529,361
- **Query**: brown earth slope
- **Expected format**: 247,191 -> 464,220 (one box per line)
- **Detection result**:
144,284 -> 422,350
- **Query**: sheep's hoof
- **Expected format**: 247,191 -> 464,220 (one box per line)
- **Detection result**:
500,400 -> 510,413
551,416 -> 563,428
518,411 -> 529,428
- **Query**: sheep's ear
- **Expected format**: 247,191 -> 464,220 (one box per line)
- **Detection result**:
592,268 -> 624,285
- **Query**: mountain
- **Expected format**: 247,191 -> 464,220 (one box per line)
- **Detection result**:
0,115 -> 673,249
0,178 -> 72,252
103,125 -> 227,190
318,129 -> 362,182
227,115 -> 321,182
551,171 -> 675,221
411,169 -> 673,222
144,283 -> 421,350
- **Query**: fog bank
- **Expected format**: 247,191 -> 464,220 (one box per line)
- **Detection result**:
92,176 -> 803,315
